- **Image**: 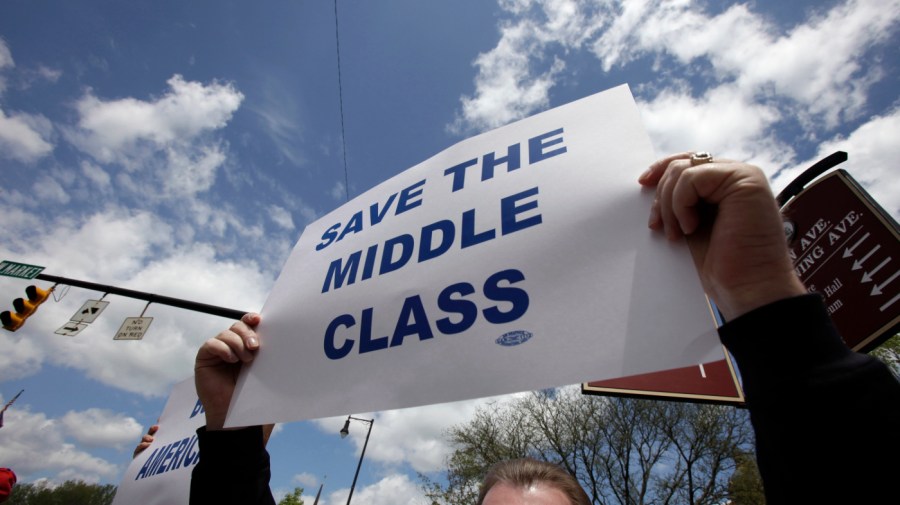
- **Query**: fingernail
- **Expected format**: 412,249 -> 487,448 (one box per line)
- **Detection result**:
248,337 -> 259,348
638,167 -> 652,183
648,204 -> 660,228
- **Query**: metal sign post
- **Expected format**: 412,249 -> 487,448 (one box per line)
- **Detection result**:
114,301 -> 154,341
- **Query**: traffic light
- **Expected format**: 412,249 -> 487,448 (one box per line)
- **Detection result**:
1,285 -> 53,331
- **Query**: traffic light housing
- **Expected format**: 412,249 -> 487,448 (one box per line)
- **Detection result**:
1,285 -> 52,331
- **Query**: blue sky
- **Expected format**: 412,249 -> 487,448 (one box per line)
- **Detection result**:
0,0 -> 898,502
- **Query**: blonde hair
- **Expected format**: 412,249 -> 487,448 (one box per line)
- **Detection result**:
477,458 -> 591,505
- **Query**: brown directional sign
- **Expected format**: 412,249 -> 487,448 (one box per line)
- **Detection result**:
781,169 -> 900,352
582,270 -> 744,405
582,350 -> 744,404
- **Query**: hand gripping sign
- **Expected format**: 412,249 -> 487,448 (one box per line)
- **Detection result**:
225,85 -> 721,427
113,378 -> 206,505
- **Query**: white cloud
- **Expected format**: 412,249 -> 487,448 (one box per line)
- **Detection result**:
0,405 -> 119,483
294,201 -> 320,230
52,245 -> 270,396
0,37 -> 12,94
0,37 -> 12,70
35,64 -> 62,83
330,181 -> 347,202
129,244 -> 269,310
0,40 -> 57,161
64,74 -> 243,200
292,471 -> 320,488
14,64 -> 64,91
161,142 -> 228,196
183,199 -> 269,245
59,408 -> 144,449
0,330 -> 44,382
323,474 -> 427,505
449,0 -> 615,133
309,390 -> 560,505
69,74 -> 242,163
0,205 -> 272,396
16,72 -> 303,259
453,0 -> 900,135
730,0 -> 899,127
0,108 -> 54,162
590,0 -> 900,116
772,107 -> 900,219
252,77 -> 307,167
315,393 -> 526,475
638,83 -> 791,168
33,174 -> 71,204
592,2 -> 760,70
449,10 -> 573,134
80,160 -> 113,191
33,207 -> 176,280
268,205 -> 296,231
363,402 -> 477,473
0,197 -> 47,256
0,37 -> 61,92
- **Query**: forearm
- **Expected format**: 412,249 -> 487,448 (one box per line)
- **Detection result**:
719,294 -> 900,503
190,425 -> 276,505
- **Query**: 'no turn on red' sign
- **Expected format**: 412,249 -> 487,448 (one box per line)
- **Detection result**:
114,317 -> 153,340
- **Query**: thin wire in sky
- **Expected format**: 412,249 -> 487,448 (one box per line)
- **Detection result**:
334,0 -> 350,203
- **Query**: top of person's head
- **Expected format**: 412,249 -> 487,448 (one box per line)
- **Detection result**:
476,458 -> 590,505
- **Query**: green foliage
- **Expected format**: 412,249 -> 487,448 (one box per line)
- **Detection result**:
278,486 -> 305,505
727,450 -> 766,505
871,333 -> 900,376
422,388 -> 755,505
6,480 -> 117,505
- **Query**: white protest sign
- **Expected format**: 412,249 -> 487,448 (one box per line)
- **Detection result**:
113,377 -> 206,505
225,85 -> 720,427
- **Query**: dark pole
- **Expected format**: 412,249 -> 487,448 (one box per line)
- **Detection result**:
342,416 -> 374,505
313,481 -> 324,505
35,273 -> 249,320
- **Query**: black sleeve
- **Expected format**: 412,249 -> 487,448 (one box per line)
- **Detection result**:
190,425 -> 276,505
719,294 -> 900,504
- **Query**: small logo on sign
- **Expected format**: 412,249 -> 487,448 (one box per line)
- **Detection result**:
496,330 -> 533,347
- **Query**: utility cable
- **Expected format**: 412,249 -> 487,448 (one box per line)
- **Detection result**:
334,0 -> 350,202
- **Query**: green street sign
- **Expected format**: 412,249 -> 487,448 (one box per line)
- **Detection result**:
0,261 -> 45,280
